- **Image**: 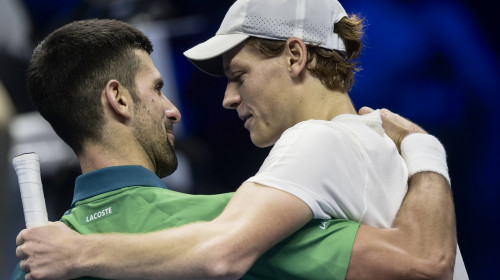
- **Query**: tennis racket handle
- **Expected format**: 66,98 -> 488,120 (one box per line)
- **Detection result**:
12,153 -> 49,228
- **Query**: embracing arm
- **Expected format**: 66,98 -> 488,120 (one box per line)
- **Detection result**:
346,108 -> 456,279
348,172 -> 455,279
16,183 -> 312,280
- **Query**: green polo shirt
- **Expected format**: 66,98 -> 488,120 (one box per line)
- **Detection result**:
11,165 -> 359,280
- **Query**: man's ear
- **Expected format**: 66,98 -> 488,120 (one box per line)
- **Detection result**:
285,37 -> 308,78
104,80 -> 132,120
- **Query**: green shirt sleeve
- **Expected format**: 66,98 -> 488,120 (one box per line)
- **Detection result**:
244,219 -> 359,280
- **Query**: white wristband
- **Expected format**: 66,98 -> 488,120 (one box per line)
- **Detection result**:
401,133 -> 451,186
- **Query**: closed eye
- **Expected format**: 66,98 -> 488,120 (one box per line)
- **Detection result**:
229,73 -> 244,84
155,80 -> 164,95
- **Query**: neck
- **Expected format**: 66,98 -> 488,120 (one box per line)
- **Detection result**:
78,134 -> 155,175
294,82 -> 356,122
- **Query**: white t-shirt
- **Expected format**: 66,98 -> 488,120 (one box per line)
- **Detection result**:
246,110 -> 408,227
246,110 -> 468,279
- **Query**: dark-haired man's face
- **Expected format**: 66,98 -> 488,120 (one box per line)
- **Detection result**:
131,50 -> 181,177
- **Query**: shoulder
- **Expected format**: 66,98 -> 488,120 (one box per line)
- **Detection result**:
282,112 -> 384,140
276,117 -> 377,154
278,119 -> 348,146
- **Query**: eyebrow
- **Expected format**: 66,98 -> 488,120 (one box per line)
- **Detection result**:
224,61 -> 244,78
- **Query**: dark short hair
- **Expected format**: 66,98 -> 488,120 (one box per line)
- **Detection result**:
27,19 -> 153,154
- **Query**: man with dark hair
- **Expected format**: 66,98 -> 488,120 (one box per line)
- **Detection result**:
15,8 -> 458,280
27,19 -> 153,156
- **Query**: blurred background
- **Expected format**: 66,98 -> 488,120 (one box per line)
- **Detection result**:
1,0 -> 498,278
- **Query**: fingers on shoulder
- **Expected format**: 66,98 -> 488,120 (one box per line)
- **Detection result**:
379,108 -> 401,123
380,108 -> 427,136
358,106 -> 374,115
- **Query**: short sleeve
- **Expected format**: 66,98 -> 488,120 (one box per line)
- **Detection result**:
246,120 -> 367,220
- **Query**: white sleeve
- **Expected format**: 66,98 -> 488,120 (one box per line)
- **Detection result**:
245,121 -> 367,220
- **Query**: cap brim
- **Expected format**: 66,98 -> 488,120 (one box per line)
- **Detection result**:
183,33 -> 249,76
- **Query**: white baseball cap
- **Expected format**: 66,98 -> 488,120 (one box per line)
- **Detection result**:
183,0 -> 348,76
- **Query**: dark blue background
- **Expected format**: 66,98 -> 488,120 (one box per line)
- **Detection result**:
2,0 -> 498,279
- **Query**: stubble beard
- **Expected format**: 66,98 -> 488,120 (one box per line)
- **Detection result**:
133,109 -> 178,178
158,137 -> 178,178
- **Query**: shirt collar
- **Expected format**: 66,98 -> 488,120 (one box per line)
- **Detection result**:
72,165 -> 167,206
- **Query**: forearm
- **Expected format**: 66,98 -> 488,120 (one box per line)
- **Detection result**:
17,183 -> 311,280
348,172 -> 456,279
76,221 -> 249,280
393,172 -> 456,269
75,183 -> 311,280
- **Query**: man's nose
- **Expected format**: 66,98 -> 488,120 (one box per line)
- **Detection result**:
222,84 -> 241,110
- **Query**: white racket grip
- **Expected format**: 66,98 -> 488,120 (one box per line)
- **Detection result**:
12,153 -> 49,228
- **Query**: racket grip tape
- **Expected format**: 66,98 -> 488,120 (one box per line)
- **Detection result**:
12,153 -> 49,228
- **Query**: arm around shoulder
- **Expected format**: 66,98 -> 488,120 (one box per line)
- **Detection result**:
81,182 -> 313,279
17,182 -> 313,280
347,171 -> 456,279
349,108 -> 456,279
